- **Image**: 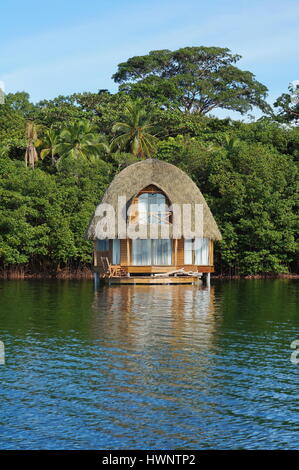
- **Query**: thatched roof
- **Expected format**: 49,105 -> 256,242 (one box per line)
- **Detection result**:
86,159 -> 222,240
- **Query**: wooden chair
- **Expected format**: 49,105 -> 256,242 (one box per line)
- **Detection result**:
100,257 -> 122,278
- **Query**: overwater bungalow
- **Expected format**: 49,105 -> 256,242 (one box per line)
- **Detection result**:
86,159 -> 221,284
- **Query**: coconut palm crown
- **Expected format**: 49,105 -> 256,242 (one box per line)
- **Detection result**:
57,120 -> 104,162
40,128 -> 60,166
111,100 -> 157,159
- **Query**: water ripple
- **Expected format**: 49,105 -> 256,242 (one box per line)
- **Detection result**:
0,280 -> 298,449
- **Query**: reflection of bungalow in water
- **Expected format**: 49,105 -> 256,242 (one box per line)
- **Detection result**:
86,159 -> 221,284
92,285 -> 217,350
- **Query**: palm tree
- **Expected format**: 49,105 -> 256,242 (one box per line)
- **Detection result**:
25,121 -> 39,168
111,100 -> 157,159
222,134 -> 240,153
57,120 -> 103,163
39,128 -> 60,166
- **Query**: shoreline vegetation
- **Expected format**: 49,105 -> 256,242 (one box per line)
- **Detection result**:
0,266 -> 94,280
0,46 -> 298,278
0,267 -> 298,280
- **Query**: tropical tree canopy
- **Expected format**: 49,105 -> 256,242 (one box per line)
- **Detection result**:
57,120 -> 104,162
112,46 -> 270,115
0,44 -> 298,276
274,83 -> 299,124
111,100 -> 157,158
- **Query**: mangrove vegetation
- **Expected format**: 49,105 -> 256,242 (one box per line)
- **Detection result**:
0,46 -> 298,277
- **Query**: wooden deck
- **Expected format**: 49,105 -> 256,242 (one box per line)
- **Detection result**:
94,265 -> 214,274
103,276 -> 200,285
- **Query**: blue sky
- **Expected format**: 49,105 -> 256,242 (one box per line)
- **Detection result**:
1,0 -> 298,118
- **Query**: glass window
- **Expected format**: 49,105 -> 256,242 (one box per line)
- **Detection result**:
138,194 -> 149,224
184,238 -> 209,265
194,238 -> 209,265
112,239 -> 120,264
137,192 -> 169,224
132,239 -> 172,265
96,239 -> 109,251
152,239 -> 172,265
132,239 -> 152,265
184,239 -> 193,264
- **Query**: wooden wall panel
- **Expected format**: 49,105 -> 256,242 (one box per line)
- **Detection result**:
107,240 -> 112,263
127,239 -> 131,265
209,240 -> 214,266
120,239 -> 128,265
172,239 -> 177,265
128,198 -> 138,224
177,238 -> 184,265
139,185 -> 165,194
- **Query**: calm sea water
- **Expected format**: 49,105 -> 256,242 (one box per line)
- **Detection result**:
0,280 -> 298,450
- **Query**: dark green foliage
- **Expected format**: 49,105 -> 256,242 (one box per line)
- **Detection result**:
0,45 -> 298,276
273,83 -> 299,124
0,157 -> 112,272
0,95 -> 27,159
157,137 -> 298,275
113,47 -> 270,115
34,91 -> 130,134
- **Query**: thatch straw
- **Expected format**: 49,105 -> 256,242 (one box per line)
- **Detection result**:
86,159 -> 222,240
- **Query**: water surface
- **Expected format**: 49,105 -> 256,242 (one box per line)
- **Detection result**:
0,280 -> 298,449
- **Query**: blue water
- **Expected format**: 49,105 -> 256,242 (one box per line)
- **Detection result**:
0,280 -> 298,449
